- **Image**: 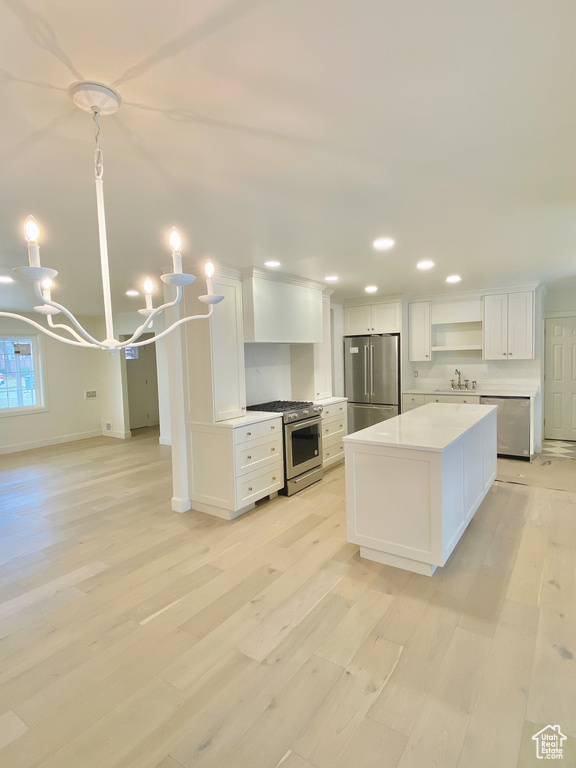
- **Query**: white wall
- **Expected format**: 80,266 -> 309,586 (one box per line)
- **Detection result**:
244,343 -> 292,405
0,315 -> 102,454
544,281 -> 576,314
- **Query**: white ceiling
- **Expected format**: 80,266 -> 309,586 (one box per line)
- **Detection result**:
2,0 -> 576,315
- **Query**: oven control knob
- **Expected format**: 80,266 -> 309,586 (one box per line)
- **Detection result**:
303,410 -> 309,416
288,412 -> 297,419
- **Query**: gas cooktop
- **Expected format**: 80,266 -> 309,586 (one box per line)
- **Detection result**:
246,400 -> 323,423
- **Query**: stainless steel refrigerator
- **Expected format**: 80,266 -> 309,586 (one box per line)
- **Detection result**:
344,334 -> 400,433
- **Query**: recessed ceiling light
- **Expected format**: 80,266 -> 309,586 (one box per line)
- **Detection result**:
0,276 -> 14,284
264,260 -> 281,267
417,260 -> 434,270
324,275 -> 338,282
365,285 -> 378,293
126,289 -> 139,297
446,275 -> 461,284
373,237 -> 395,251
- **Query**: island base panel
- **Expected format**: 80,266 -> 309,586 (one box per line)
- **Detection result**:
360,546 -> 437,576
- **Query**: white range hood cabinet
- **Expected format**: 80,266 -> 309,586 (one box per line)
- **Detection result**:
242,268 -> 324,343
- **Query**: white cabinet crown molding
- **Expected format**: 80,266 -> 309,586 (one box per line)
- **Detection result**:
242,267 -> 326,291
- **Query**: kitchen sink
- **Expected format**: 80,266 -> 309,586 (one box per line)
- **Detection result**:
433,389 -> 476,393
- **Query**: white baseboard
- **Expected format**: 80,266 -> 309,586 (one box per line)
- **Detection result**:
101,430 -> 131,440
159,436 -> 172,446
171,496 -> 191,513
0,430 -> 102,455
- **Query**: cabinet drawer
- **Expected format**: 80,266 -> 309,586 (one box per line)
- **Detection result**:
323,433 -> 344,465
322,417 -> 347,439
424,394 -> 480,404
236,461 -> 284,507
402,402 -> 422,413
234,435 -> 282,476
234,418 -> 282,445
402,394 -> 425,406
321,402 -> 347,419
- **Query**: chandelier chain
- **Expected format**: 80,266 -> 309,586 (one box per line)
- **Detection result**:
93,108 -> 103,180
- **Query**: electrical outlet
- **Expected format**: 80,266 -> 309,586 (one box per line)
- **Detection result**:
105,422 -> 112,431
85,390 -> 97,399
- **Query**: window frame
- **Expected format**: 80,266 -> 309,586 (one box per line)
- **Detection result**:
0,333 -> 48,417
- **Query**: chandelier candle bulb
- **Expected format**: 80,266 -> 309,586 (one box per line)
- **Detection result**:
169,228 -> 183,274
25,216 -> 41,268
41,278 -> 52,302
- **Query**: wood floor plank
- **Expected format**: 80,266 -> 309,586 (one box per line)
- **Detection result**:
457,599 -> 538,768
334,718 -> 407,768
0,710 -> 28,751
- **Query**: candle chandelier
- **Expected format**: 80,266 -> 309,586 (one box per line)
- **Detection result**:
0,82 -> 224,350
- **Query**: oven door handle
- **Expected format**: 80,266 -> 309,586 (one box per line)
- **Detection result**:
285,416 -> 322,433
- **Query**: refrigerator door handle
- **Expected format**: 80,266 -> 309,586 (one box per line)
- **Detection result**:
370,344 -> 374,400
364,345 -> 369,396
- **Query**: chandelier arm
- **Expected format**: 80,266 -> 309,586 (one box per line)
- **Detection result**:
32,283 -> 103,345
0,312 -> 99,348
123,306 -> 214,348
121,287 -> 184,345
47,314 -> 91,343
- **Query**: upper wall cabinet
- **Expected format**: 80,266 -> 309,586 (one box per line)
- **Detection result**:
343,301 -> 400,335
483,291 -> 534,360
243,269 -> 324,343
408,301 -> 431,361
291,293 -> 333,401
184,272 -> 246,422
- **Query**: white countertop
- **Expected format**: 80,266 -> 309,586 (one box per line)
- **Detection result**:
314,396 -> 348,406
343,402 -> 497,452
189,412 -> 281,428
403,386 -> 538,398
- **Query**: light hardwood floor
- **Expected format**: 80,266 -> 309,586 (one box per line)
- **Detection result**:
0,429 -> 574,768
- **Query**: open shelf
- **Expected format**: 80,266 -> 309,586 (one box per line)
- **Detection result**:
431,344 -> 482,352
431,321 -> 482,354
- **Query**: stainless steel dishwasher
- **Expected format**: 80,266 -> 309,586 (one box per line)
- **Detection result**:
479,396 -> 530,459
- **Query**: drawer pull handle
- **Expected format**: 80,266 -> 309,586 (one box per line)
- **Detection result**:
248,486 -> 253,491
247,455 -> 252,459
271,447 -> 275,452
271,426 -> 275,429
247,432 -> 252,436
272,476 -> 277,481
325,428 -> 329,432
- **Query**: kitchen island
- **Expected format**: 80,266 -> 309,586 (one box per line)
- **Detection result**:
343,402 -> 497,575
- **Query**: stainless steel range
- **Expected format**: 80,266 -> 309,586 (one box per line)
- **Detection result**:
246,400 -> 324,495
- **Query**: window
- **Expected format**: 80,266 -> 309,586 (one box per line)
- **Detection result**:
0,336 -> 43,413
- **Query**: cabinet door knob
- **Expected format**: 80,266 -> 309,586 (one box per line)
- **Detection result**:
271,425 -> 275,429
509,352 -> 513,356
272,477 -> 277,481
271,447 -> 275,452
247,431 -> 252,436
503,352 -> 506,356
247,455 -> 252,459
425,354 -> 429,358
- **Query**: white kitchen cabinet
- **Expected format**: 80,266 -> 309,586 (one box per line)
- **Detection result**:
343,302 -> 400,335
402,393 -> 425,412
188,415 -> 283,519
408,301 -> 431,361
183,272 -> 246,422
291,293 -> 333,401
320,398 -> 348,468
424,394 -> 480,405
483,291 -> 534,360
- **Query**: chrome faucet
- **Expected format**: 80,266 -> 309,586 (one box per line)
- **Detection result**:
454,369 -> 461,390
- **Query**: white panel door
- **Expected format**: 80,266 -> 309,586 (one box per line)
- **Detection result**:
482,294 -> 508,359
344,306 -> 371,335
408,301 -> 431,362
545,317 -> 576,440
507,291 -> 534,359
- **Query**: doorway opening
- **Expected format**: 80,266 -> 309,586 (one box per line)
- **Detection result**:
121,333 -> 160,431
